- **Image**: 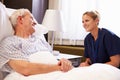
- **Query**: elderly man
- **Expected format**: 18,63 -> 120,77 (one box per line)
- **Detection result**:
0,8 -> 73,76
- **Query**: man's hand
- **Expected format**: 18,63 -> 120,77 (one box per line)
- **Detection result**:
58,58 -> 73,72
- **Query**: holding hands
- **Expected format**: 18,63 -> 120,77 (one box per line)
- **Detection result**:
58,58 -> 73,72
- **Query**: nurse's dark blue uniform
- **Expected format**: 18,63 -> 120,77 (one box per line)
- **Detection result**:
84,28 -> 120,68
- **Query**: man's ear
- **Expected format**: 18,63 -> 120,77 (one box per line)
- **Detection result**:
17,16 -> 23,24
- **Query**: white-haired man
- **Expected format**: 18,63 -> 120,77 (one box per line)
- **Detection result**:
0,9 -> 73,76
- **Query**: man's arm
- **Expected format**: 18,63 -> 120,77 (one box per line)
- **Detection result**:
8,59 -> 61,76
8,58 -> 73,76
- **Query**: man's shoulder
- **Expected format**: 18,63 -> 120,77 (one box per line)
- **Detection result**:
1,36 -> 16,44
33,34 -> 46,41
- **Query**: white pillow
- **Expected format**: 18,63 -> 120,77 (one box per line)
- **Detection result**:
0,3 -> 14,42
6,8 -> 17,17
29,51 -> 58,64
33,24 -> 48,35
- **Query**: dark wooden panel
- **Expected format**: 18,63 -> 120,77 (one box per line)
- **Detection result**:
0,0 -> 3,3
4,0 -> 32,12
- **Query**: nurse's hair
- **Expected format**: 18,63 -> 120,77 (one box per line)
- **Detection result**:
83,10 -> 100,25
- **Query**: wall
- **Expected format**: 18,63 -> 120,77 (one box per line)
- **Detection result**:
49,0 -> 60,9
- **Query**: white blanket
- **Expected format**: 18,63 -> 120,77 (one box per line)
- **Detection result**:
4,51 -> 120,80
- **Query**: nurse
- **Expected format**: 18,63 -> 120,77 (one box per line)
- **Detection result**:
80,10 -> 120,68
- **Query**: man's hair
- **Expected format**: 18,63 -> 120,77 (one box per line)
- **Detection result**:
9,8 -> 30,28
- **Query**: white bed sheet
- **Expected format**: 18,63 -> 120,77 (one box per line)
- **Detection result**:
4,51 -> 120,80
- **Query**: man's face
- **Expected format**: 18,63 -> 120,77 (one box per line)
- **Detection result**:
22,12 -> 36,35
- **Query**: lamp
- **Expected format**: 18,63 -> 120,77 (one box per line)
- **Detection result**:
42,9 -> 64,52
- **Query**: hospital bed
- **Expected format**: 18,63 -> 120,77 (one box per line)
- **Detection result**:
0,2 -> 120,80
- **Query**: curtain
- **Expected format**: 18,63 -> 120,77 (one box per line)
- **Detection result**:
49,0 -> 120,45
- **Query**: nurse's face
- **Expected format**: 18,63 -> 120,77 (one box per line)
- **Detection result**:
82,14 -> 98,32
